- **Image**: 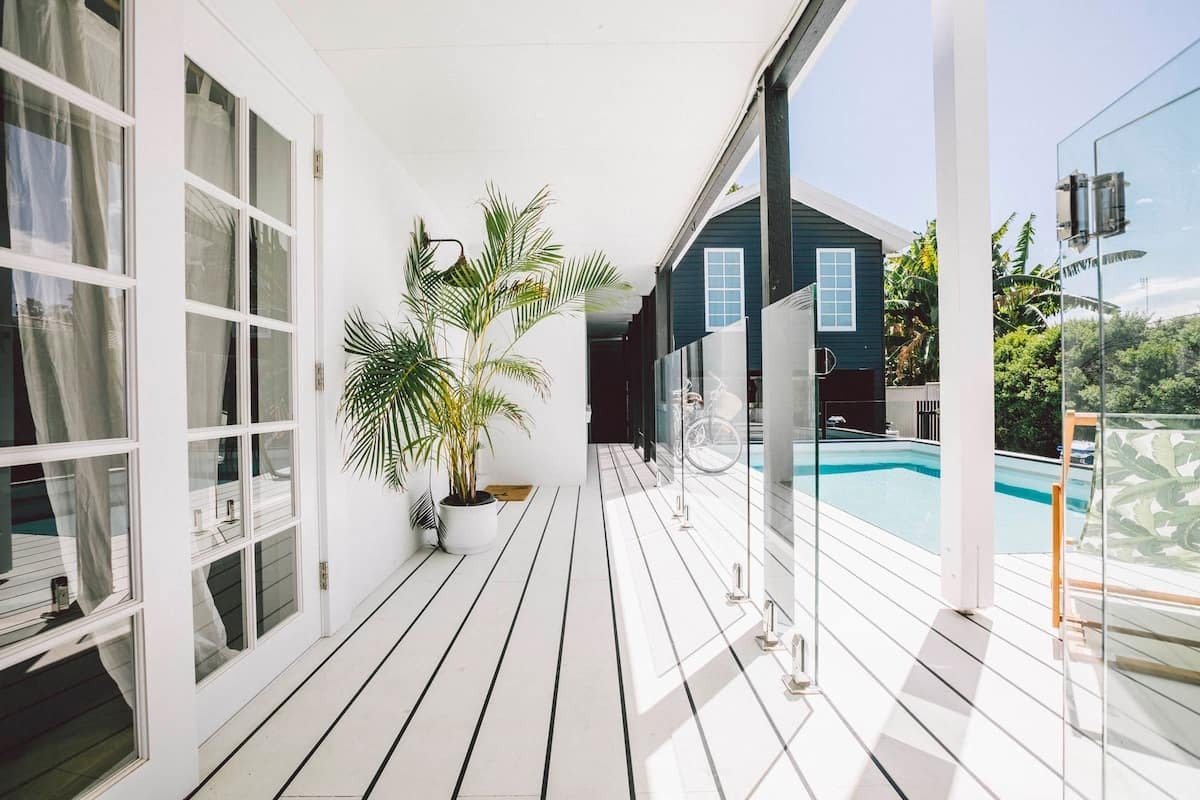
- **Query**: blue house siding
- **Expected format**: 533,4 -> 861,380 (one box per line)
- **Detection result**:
672,200 -> 763,367
671,196 -> 886,400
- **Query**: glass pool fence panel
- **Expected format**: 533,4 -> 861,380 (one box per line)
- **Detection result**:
1058,102 -> 1106,800
680,320 -> 750,597
654,352 -> 683,490
1059,37 -> 1200,799
1094,45 -> 1200,799
761,286 -> 819,679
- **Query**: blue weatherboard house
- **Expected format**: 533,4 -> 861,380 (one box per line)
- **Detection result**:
671,179 -> 913,433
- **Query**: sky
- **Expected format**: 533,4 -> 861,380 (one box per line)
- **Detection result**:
735,0 -> 1200,271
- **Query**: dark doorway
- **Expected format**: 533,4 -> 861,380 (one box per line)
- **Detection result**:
588,340 -> 627,443
819,368 -> 883,437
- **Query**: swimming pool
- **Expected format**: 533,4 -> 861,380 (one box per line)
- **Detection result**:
750,441 -> 1090,554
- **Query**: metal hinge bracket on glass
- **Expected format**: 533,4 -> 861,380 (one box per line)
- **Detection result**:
1056,170 -> 1127,252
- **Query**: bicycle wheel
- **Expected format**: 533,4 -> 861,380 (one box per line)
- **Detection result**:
684,417 -> 742,474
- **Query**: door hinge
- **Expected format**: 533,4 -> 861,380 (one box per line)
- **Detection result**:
313,149 -> 324,179
319,560 -> 329,591
315,361 -> 325,391
1056,170 -> 1126,252
1091,171 -> 1127,239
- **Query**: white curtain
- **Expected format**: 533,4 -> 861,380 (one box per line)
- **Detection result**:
4,1 -> 129,705
185,65 -> 235,192
185,187 -> 237,307
191,560 -> 240,681
185,63 -> 242,680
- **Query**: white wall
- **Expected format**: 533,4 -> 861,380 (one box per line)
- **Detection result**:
480,315 -> 589,487
317,101 -> 447,633
885,382 -> 940,438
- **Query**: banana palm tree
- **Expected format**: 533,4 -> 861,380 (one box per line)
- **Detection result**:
885,214 -> 1114,384
339,185 -> 629,507
884,220 -> 940,385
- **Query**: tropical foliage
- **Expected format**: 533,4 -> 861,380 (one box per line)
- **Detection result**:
884,213 -> 1111,385
990,313 -> 1200,457
1063,313 -> 1200,416
339,186 -> 629,506
994,327 -> 1061,457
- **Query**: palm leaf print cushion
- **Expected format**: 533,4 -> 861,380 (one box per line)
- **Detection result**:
1077,415 -> 1200,573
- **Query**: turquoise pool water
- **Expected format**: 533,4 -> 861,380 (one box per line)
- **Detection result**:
751,443 -> 1088,554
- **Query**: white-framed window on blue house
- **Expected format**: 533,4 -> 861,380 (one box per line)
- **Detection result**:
703,248 -> 745,330
816,248 -> 856,331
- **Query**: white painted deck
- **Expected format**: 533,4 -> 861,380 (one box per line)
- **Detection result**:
188,443 -> 1145,799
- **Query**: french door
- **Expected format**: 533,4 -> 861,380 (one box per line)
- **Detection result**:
0,3 -> 144,798
182,5 -> 320,739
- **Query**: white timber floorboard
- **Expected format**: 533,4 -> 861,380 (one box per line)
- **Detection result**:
605,445 -> 815,799
191,443 -> 1138,799
542,455 -> 634,799
611,445 -> 901,800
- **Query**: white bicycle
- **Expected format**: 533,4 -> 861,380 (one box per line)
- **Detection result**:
673,375 -> 743,474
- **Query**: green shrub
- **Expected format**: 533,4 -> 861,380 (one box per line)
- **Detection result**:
994,327 -> 1061,457
1062,314 -> 1200,415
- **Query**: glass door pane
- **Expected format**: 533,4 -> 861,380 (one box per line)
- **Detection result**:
250,112 -> 291,224
1,3 -> 123,109
250,220 -> 291,321
185,59 -> 237,196
0,617 -> 138,798
761,285 -> 819,678
0,455 -> 132,649
192,550 -> 247,682
1,73 -> 126,272
1,269 -> 127,445
250,326 -> 291,424
186,186 -> 238,309
186,314 -> 238,429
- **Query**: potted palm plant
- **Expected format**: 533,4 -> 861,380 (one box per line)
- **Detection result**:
339,186 -> 628,554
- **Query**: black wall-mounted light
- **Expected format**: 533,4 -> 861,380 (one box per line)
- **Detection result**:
426,236 -> 469,270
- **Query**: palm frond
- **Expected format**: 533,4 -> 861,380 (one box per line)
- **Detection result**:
1062,292 -> 1119,313
1014,214 -> 1036,273
473,388 -> 531,433
482,355 -> 551,399
339,310 -> 453,488
409,486 -> 438,532
512,251 -> 629,339
1061,249 -> 1147,277
993,273 -> 1058,292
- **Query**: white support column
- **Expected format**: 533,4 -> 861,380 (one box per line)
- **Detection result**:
931,0 -> 994,610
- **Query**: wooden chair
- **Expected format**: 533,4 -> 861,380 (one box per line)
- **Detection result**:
1051,410 -> 1200,684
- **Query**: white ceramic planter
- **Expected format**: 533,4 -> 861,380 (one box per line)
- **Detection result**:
438,492 -> 500,554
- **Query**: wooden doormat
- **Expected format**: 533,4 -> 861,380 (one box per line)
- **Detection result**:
484,484 -> 533,502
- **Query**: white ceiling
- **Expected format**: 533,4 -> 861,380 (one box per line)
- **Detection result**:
277,0 -> 799,337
